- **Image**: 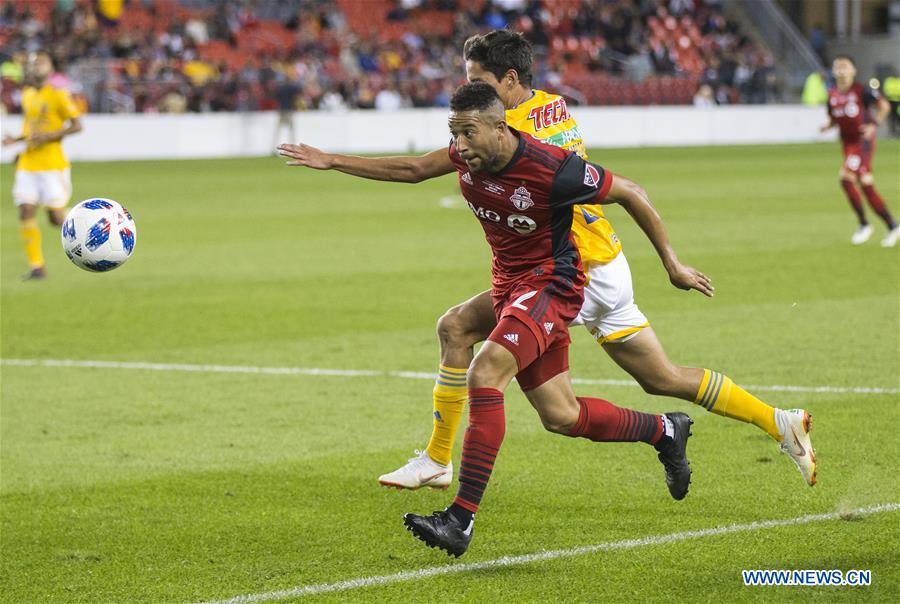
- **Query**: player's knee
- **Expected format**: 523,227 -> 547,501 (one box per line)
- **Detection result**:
437,307 -> 478,348
466,356 -> 498,390
48,210 -> 65,226
18,204 -> 36,221
860,173 -> 874,186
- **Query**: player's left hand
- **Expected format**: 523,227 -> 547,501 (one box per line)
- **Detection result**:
276,143 -> 334,169
668,263 -> 714,297
859,123 -> 877,140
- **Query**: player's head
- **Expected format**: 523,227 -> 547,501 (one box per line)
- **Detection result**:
449,82 -> 508,173
26,50 -> 54,84
832,55 -> 856,85
463,30 -> 532,109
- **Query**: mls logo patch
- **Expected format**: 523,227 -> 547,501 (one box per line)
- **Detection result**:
509,186 -> 534,210
461,172 -> 473,185
543,322 -> 554,334
583,164 -> 601,188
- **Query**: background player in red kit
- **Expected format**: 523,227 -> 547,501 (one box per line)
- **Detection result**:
284,82 -> 694,557
821,55 -> 898,247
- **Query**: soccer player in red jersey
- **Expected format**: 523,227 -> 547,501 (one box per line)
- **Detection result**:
280,83 -> 695,556
821,55 -> 898,247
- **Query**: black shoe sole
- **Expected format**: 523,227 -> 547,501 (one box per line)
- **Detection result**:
403,515 -> 467,558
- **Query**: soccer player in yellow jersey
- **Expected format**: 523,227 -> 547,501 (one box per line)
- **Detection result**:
278,31 -> 815,489
2,50 -> 82,280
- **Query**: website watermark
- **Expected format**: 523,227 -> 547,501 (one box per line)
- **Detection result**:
743,569 -> 872,587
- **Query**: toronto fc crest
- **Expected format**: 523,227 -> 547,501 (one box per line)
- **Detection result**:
509,186 -> 534,211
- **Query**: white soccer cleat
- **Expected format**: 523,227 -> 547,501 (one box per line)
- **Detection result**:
378,450 -> 453,490
775,409 -> 817,486
851,224 -> 873,245
880,226 -> 900,248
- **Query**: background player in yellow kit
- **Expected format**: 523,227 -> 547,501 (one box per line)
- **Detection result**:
279,30 -> 816,490
2,50 -> 82,280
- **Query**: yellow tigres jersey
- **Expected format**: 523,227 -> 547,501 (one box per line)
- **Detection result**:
505,89 -> 622,266
17,84 -> 80,172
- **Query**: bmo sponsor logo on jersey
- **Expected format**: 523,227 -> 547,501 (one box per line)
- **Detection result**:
468,201 -> 501,223
831,92 -> 860,118
508,214 -> 537,234
583,164 -> 601,188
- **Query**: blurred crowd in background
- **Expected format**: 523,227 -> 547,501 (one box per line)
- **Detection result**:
0,0 -> 780,114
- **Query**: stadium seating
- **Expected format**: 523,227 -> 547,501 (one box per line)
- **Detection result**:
0,0 -> 773,112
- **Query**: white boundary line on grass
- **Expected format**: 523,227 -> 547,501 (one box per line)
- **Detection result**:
202,503 -> 900,603
1,357 -> 897,396
2,358 -> 898,395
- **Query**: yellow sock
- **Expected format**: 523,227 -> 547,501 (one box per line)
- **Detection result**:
695,369 -> 781,441
20,218 -> 44,269
424,365 -> 467,466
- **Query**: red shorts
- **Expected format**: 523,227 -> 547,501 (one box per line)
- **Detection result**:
487,277 -> 583,391
842,138 -> 875,175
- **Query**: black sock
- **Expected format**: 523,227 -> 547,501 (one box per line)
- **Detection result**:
447,503 -> 474,527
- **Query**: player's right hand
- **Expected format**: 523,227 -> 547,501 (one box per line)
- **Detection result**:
2,134 -> 18,146
277,143 -> 334,169
668,263 -> 714,297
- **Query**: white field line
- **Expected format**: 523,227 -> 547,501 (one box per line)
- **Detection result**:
202,503 -> 900,604
1,358 -> 897,396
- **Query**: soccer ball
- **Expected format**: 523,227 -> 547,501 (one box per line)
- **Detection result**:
61,198 -> 137,272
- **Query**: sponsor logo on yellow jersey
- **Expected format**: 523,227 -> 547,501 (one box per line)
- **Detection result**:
505,89 -> 622,267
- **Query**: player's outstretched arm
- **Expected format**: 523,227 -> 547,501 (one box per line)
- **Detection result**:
277,143 -> 454,183
26,116 -> 82,146
604,175 -> 714,297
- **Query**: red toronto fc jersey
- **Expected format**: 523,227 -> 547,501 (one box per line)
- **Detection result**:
448,129 -> 614,297
827,82 -> 881,144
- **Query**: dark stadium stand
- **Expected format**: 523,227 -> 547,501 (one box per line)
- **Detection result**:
0,0 -> 777,112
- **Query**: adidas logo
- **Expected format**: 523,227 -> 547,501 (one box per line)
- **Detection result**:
543,321 -> 554,334
462,172 -> 473,185
503,333 -> 519,346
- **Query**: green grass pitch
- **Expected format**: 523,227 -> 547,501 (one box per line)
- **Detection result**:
1,141 -> 898,603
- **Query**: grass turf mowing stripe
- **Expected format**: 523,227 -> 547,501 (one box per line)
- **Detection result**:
2,358 -> 897,396
202,503 -> 900,603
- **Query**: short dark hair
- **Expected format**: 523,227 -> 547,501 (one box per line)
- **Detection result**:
463,30 -> 533,86
450,82 -> 503,113
832,54 -> 856,66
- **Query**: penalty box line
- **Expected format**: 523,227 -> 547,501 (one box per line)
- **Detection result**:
1,358 -> 898,395
202,503 -> 900,603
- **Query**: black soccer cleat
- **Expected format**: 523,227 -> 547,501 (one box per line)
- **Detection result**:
655,412 -> 693,501
403,510 -> 473,558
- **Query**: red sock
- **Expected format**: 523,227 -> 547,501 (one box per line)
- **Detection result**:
861,184 -> 898,229
453,388 -> 505,514
841,180 -> 867,226
568,397 -> 663,445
